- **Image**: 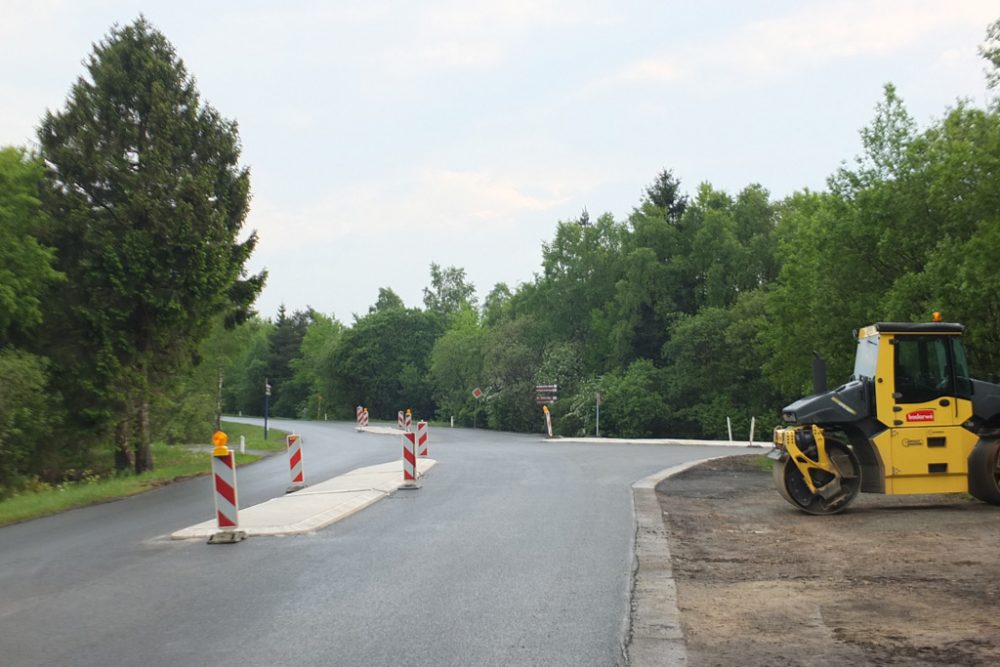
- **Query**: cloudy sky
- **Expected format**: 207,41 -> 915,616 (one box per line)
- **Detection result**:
2,1 -> 997,321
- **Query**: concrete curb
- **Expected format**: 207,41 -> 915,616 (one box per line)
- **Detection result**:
626,457 -> 726,667
549,437 -> 770,447
359,426 -> 407,436
365,425 -> 773,448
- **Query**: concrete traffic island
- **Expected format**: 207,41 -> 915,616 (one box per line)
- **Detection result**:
170,458 -> 436,540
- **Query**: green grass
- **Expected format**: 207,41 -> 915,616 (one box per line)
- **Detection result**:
219,420 -> 289,453
0,422 -> 287,527
751,453 -> 776,472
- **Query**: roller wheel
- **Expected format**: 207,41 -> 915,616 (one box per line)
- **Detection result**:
967,438 -> 1000,505
773,441 -> 861,515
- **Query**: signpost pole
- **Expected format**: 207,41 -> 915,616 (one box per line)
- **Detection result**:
596,394 -> 601,438
264,378 -> 271,440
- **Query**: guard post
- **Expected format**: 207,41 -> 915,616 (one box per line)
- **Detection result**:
417,420 -> 429,457
208,430 -> 246,544
401,431 -> 419,489
285,434 -> 306,493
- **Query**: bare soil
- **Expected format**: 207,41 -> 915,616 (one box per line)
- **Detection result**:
657,455 -> 1000,666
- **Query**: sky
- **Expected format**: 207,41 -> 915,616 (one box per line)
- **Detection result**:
2,1 -> 997,322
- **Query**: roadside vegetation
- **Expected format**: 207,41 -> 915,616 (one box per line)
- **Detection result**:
0,422 -> 284,527
2,16 -> 1000,503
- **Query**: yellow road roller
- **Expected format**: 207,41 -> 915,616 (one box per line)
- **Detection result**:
770,319 -> 1000,514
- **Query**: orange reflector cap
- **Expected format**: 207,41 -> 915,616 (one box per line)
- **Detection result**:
212,430 -> 230,456
932,311 -> 942,322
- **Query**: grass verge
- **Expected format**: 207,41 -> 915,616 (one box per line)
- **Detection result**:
0,422 -> 287,528
218,420 -> 289,453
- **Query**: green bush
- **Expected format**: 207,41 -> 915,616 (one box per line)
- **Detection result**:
0,350 -> 61,495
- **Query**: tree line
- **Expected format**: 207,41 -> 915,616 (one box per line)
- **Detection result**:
213,20 -> 1000,440
2,18 -> 999,497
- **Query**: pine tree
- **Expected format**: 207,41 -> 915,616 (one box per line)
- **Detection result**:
38,17 -> 265,472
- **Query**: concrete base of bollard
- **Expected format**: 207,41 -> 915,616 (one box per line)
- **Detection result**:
398,482 -> 421,490
207,530 -> 247,544
285,483 -> 307,494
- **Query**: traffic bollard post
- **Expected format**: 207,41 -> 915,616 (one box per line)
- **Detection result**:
417,420 -> 429,457
208,431 -> 246,544
401,432 -> 419,489
286,434 -> 306,493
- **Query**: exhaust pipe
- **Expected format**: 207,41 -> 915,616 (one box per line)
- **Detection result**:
812,352 -> 827,395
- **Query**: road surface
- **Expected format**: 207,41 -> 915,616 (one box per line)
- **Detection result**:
0,418 -> 738,666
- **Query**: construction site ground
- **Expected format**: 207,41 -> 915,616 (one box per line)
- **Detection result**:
657,454 -> 1000,666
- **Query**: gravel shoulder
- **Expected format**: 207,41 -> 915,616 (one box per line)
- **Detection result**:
656,454 -> 1000,666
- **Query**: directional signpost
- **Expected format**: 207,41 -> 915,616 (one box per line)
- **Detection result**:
535,384 -> 557,405
536,384 -> 557,436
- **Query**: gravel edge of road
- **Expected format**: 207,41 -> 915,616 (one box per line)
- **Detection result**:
625,457 -> 726,667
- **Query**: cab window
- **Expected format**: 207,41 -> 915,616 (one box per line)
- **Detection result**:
893,336 -> 959,404
852,335 -> 879,379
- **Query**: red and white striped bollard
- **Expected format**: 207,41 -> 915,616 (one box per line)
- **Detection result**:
208,431 -> 246,544
417,420 -> 429,457
401,431 -> 419,489
397,410 -> 404,430
286,433 -> 306,493
405,408 -> 412,432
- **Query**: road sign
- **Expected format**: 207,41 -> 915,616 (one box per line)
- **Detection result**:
535,382 -> 557,406
472,387 -> 483,399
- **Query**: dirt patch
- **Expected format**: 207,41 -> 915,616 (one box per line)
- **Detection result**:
657,455 -> 1000,666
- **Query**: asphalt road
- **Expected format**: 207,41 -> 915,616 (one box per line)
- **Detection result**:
0,418 -> 738,666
